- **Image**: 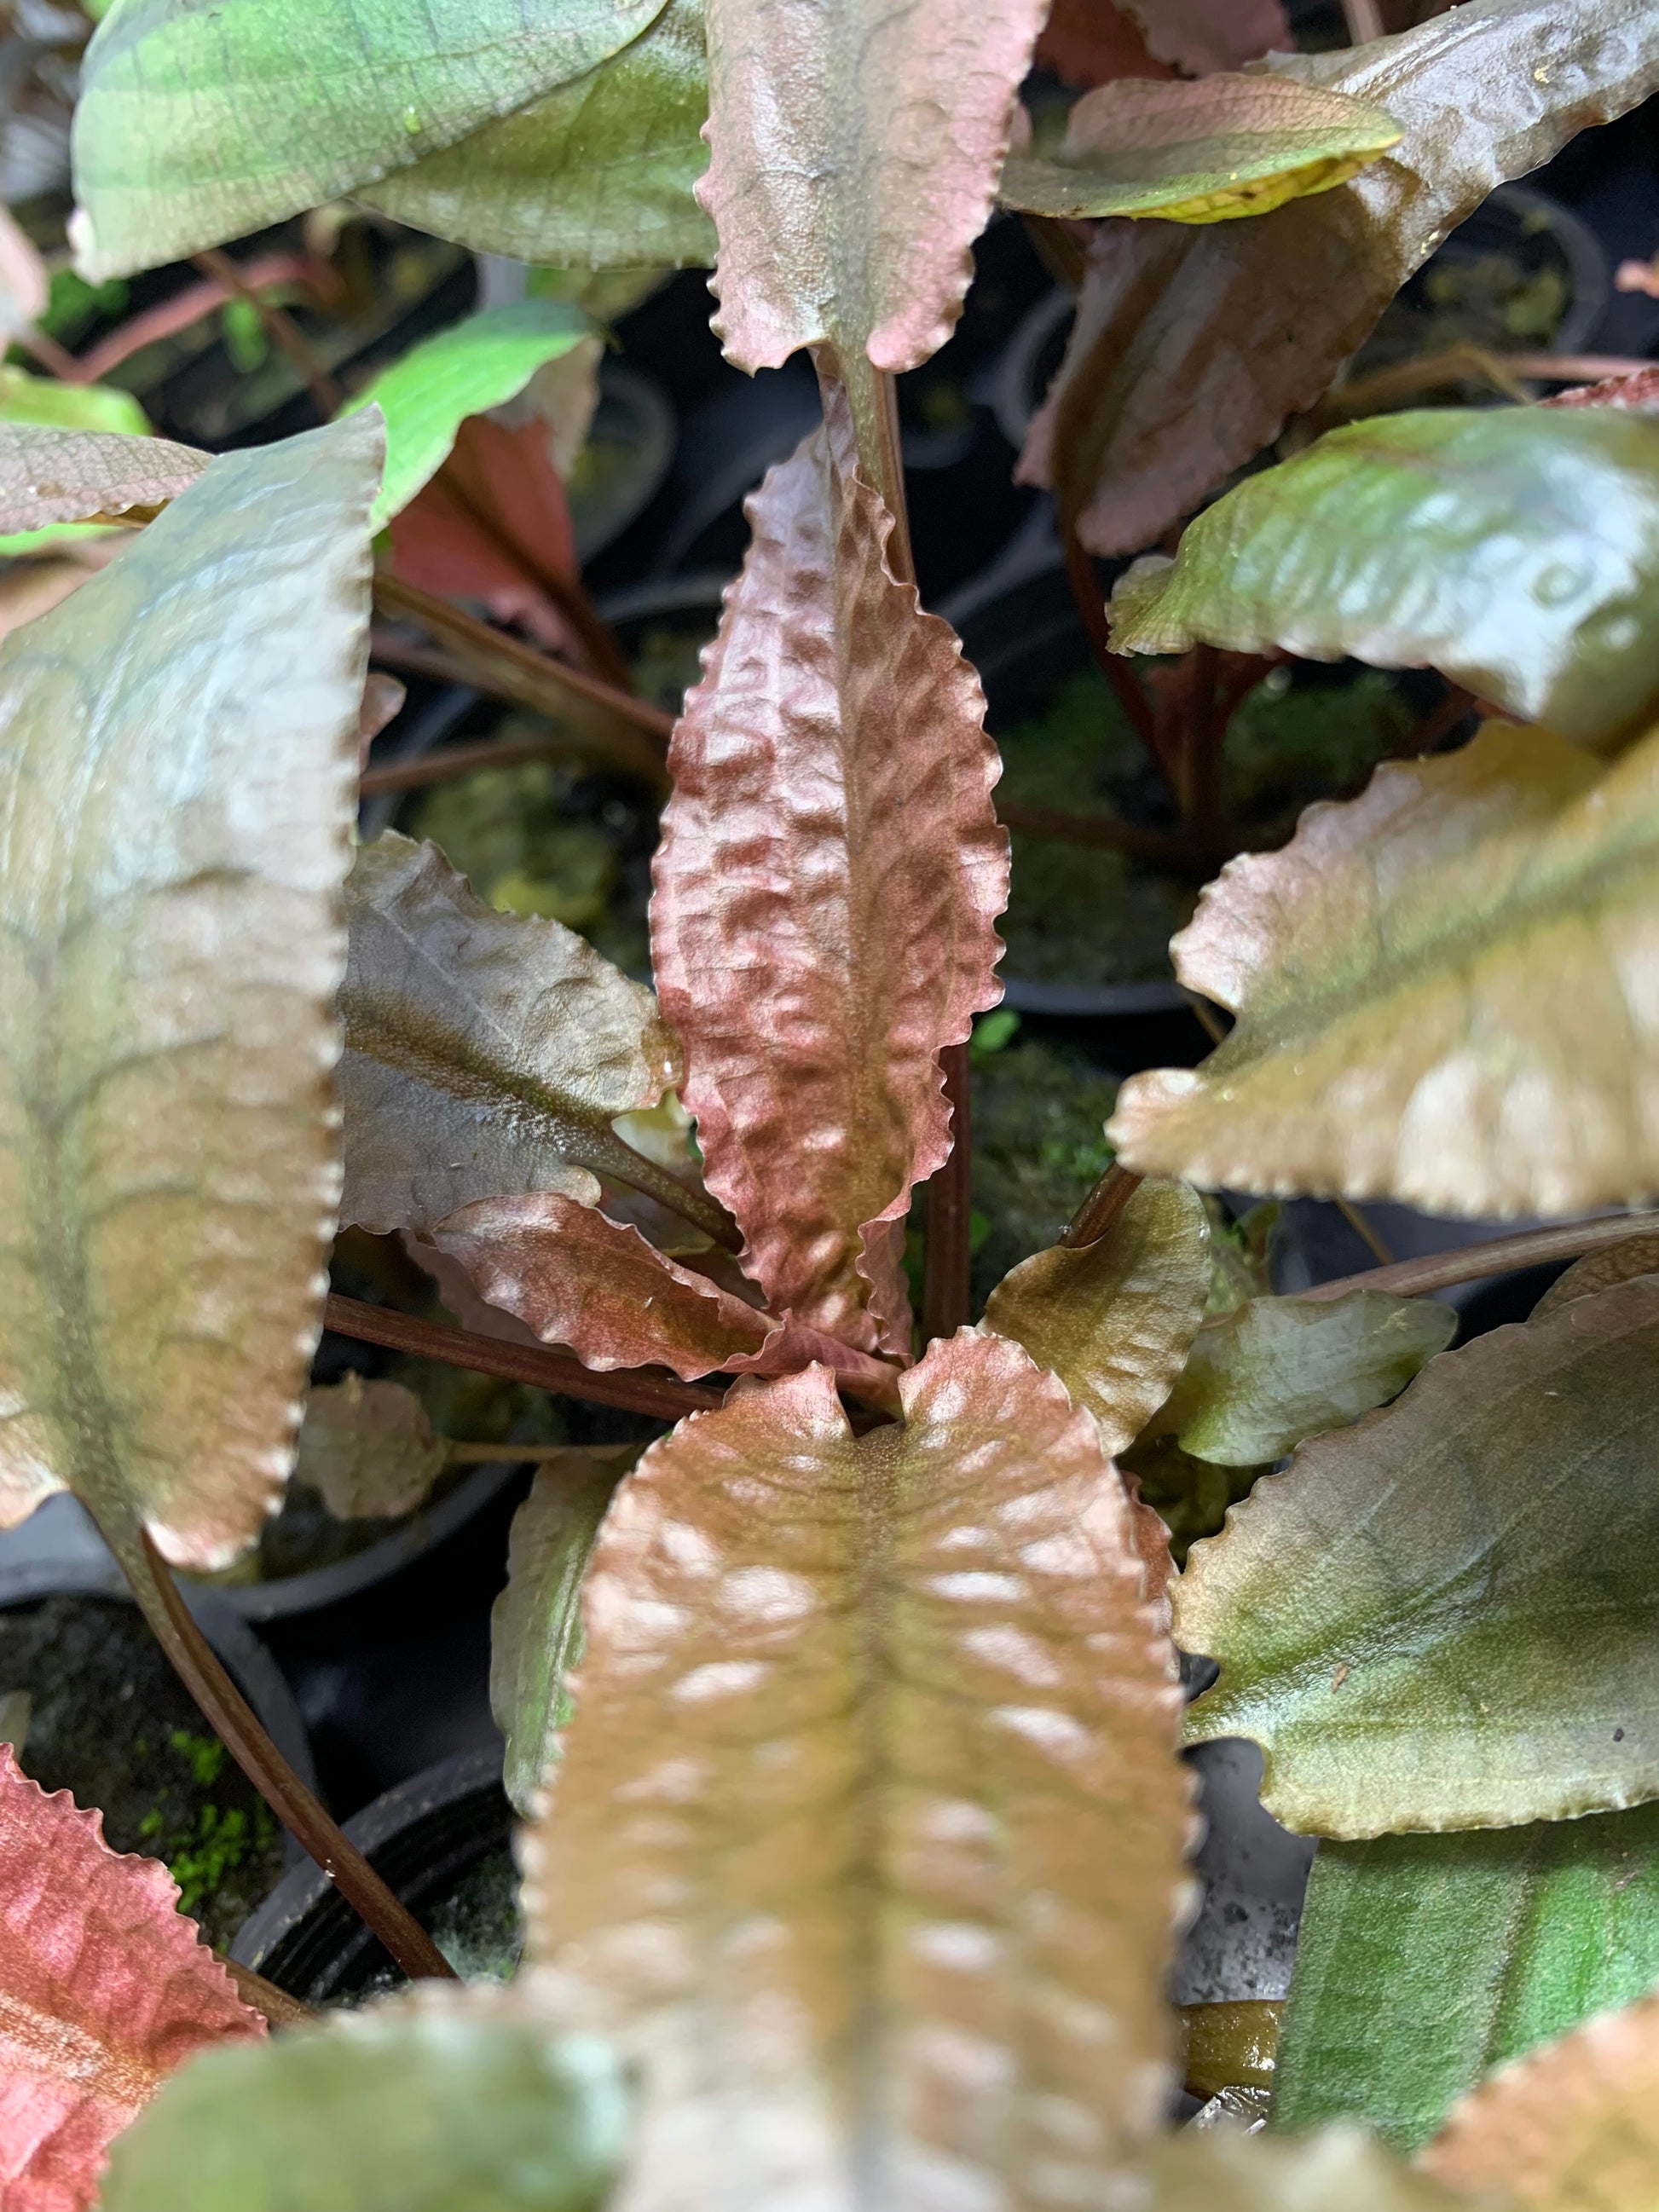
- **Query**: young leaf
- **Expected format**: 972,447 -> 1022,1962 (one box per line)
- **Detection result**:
70,0 -> 673,280
0,422 -> 205,535
1533,1234 -> 1659,1317
1274,1806 -> 1659,2152
1423,1987 -> 1659,2207
0,415 -> 381,1568
339,834 -> 716,1243
0,366 -> 148,438
361,0 -> 716,273
340,302 -> 591,529
389,416 -> 580,650
521,1335 -> 1194,2209
1176,1272 -> 1659,1835
0,1745 -> 263,2212
1109,409 -> 1659,751
491,1446 -> 637,1816
1001,75 -> 1402,225
1152,1291 -> 1455,1466
1108,721 -> 1659,1219
1552,363 -> 1659,413
1021,0 -> 1659,555
980,1176 -> 1211,1451
96,1984 -> 627,2212
697,0 -> 1046,470
293,1374 -> 448,1522
1148,2125 -> 1464,2211
651,410 -> 1007,1354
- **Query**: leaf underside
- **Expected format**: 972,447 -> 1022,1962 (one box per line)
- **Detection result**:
292,1374 -> 448,1522
0,422 -> 206,535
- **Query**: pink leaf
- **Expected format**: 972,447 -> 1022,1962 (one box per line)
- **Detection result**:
650,399 -> 1007,1354
1037,0 -> 1172,90
0,1747 -> 262,2212
1125,0 -> 1290,75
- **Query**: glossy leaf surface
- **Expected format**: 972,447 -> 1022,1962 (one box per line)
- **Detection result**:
698,0 -> 1046,395
1149,2126 -> 1463,2212
0,418 -> 379,1568
97,1986 -> 626,2212
339,833 -> 703,1241
980,1176 -> 1210,1452
0,423 -> 205,535
651,412 -> 1006,1353
1153,1291 -> 1455,1466
523,1335 -> 1192,2211
1022,0 -> 1659,555
1275,1806 -> 1659,2151
0,1746 -> 262,2212
1424,1989 -> 1659,2206
293,1374 -> 447,1522
1110,409 -> 1659,750
71,0 -> 672,280
341,302 -> 590,529
1002,74 -> 1400,224
1176,1273 -> 1659,1834
491,1446 -> 635,1817
363,0 -> 715,271
1109,722 -> 1659,1219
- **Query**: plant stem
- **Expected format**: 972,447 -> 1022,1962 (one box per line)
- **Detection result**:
325,1291 -> 725,1420
1182,644 -> 1228,852
223,1959 -> 317,2029
1062,1164 -> 1143,1250
1059,515 -> 1166,775
922,1042 -> 975,1340
66,251 -> 340,386
190,247 -> 342,417
1341,0 -> 1384,40
996,797 -> 1211,874
1299,1213 -> 1659,1303
95,1511 -> 454,1983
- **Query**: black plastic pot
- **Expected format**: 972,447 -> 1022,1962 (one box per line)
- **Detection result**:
233,1746 -> 512,2002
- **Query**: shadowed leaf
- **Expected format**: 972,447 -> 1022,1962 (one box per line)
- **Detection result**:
338,833 -> 714,1244
981,1176 -> 1211,1451
652,407 -> 1005,1354
363,0 -> 715,272
0,416 -> 381,1569
491,1445 -> 637,1817
97,1984 -> 627,2212
1002,75 -> 1400,224
0,1744 -> 262,2212
70,0 -> 673,280
1148,2126 -> 1464,2210
1021,0 -> 1659,555
293,1374 -> 447,1522
1037,0 -> 1289,87
1275,1806 -> 1659,2152
521,1334 -> 1194,2211
340,301 -> 591,529
1153,1291 -> 1455,1465
1176,1273 -> 1659,1834
0,422 -> 205,535
1535,1236 -> 1659,1317
1110,409 -> 1659,750
1423,1988 -> 1659,2206
1109,722 -> 1659,1219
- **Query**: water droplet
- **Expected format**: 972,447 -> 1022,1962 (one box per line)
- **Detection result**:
1532,560 -> 1586,609
402,105 -> 422,135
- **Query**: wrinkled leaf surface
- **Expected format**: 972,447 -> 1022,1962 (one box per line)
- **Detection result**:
293,1374 -> 447,1522
0,423 -> 205,535
1534,1236 -> 1659,1318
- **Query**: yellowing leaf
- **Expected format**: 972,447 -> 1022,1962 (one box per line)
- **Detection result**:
980,1176 -> 1211,1452
0,416 -> 382,1569
1109,409 -> 1659,752
1001,73 -> 1401,224
1423,1987 -> 1659,2207
293,1374 -> 448,1522
0,421 -> 205,535
1021,0 -> 1659,556
339,833 -> 719,1245
651,402 -> 1006,1354
1176,1272 -> 1659,1835
1153,1291 -> 1455,1465
522,1334 -> 1194,2209
1109,722 -> 1659,1220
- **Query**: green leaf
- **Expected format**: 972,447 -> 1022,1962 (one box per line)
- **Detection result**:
340,302 -> 591,528
0,415 -> 382,1570
97,1989 -> 627,2212
1153,1291 -> 1455,1465
490,1447 -> 635,1817
1110,409 -> 1659,751
1176,1272 -> 1659,1835
0,364 -> 147,437
1275,1806 -> 1659,2152
1001,72 -> 1401,223
362,0 -> 715,273
70,0 -> 674,280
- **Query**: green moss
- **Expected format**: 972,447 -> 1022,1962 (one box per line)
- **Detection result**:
1223,666 -> 1414,837
969,1036 -> 1119,1310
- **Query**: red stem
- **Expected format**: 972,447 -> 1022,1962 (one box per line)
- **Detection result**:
922,1042 -> 974,1340
1299,1214 -> 1658,1303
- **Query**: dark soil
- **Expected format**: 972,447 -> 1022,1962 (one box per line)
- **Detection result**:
0,1596 -> 282,1951
969,1032 -> 1119,1311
